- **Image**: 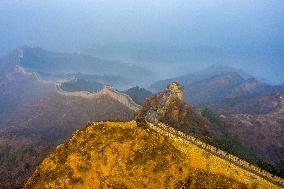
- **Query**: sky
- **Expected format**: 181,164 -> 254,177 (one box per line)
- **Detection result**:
0,0 -> 284,83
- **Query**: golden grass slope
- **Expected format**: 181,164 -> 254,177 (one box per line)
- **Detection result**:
25,121 -> 281,188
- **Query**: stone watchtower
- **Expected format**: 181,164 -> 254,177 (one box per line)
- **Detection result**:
166,81 -> 184,101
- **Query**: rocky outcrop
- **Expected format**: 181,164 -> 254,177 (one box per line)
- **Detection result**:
136,82 -> 185,124
135,82 -> 215,138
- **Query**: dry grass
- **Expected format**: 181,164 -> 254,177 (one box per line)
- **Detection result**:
25,121 -> 282,189
150,122 -> 283,188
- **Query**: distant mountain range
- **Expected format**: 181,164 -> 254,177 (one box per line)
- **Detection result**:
18,46 -> 151,81
150,67 -> 284,105
2,46 -> 152,89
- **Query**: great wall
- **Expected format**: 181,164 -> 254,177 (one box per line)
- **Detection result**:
148,121 -> 284,188
54,80 -> 284,187
55,81 -> 141,112
141,82 -> 284,188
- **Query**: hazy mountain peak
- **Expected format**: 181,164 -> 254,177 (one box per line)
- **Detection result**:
5,46 -> 152,84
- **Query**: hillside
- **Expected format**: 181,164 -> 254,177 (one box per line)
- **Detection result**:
206,93 -> 284,169
25,121 -> 282,188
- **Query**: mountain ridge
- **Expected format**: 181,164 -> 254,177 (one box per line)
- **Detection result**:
16,46 -> 151,82
25,120 -> 283,188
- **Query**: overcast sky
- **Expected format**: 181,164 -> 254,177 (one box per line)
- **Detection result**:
0,0 -> 284,83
